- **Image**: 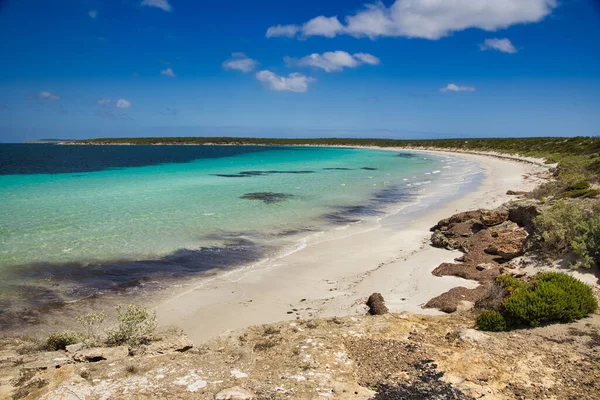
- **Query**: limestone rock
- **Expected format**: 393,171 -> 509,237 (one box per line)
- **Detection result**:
72,346 -> 128,363
366,293 -> 389,315
215,386 -> 255,400
146,333 -> 193,355
459,329 -> 491,343
65,343 -> 84,353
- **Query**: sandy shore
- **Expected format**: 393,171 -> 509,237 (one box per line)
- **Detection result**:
155,149 -> 550,343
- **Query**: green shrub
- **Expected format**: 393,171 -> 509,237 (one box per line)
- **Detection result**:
476,310 -> 507,332
105,304 -> 157,347
76,311 -> 107,342
562,189 -> 600,199
571,208 -> 600,269
498,272 -> 597,327
534,201 -> 586,254
44,331 -> 85,351
568,181 -> 591,191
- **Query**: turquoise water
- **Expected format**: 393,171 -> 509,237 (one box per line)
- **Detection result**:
0,146 -> 441,267
0,144 -> 480,328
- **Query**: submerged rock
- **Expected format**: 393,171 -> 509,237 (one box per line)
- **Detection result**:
239,192 -> 293,204
367,293 -> 389,315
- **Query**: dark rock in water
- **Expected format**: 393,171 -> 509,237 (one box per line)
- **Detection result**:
213,174 -> 250,178
213,170 -> 315,178
367,293 -> 389,315
240,192 -> 293,204
395,153 -> 417,159
361,167 -> 378,171
323,167 -> 353,170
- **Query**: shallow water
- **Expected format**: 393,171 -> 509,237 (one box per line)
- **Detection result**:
0,144 -> 479,328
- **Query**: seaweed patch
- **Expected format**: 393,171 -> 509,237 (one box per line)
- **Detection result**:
240,192 -> 293,204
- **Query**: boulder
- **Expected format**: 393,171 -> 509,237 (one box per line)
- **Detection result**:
480,208 -> 509,227
506,190 -> 528,196
366,293 -> 389,315
431,231 -> 461,250
485,225 -> 528,260
506,200 -> 541,231
215,387 -> 256,400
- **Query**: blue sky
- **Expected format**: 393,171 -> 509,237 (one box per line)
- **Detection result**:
0,0 -> 599,142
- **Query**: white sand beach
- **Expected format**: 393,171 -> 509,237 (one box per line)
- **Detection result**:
155,149 -> 550,343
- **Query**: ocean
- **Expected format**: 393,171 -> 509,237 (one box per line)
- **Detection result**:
0,144 -> 482,329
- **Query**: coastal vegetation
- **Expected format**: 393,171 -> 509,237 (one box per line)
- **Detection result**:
533,200 -> 600,269
478,273 -> 597,331
44,304 -> 157,351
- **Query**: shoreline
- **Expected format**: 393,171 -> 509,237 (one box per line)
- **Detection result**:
154,148 -> 550,343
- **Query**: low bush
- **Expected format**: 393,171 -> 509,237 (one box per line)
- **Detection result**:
476,310 -> 507,332
534,201 -> 585,255
498,272 -> 597,327
534,201 -> 600,268
44,331 -> 85,351
105,304 -> 158,347
571,208 -> 600,269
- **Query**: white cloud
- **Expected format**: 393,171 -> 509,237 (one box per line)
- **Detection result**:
116,99 -> 132,108
88,10 -> 97,19
266,0 -> 557,40
222,53 -> 259,73
39,91 -> 60,101
255,71 -> 315,92
480,38 -> 518,54
97,98 -> 111,106
440,83 -> 476,93
353,52 -> 380,65
285,51 -> 380,72
161,67 -> 176,77
302,16 -> 344,38
141,0 -> 172,12
266,24 -> 300,38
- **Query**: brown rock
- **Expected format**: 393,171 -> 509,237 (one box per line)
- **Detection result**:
506,200 -> 541,231
485,225 -> 528,260
425,286 -> 489,313
366,293 -> 389,315
480,208 -> 509,227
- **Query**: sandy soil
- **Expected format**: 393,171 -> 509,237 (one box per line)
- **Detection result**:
154,149 -> 550,344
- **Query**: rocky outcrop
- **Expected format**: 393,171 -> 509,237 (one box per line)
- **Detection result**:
485,222 -> 529,260
480,208 -> 509,227
427,201 -> 536,313
367,293 -> 389,315
505,199 -> 541,231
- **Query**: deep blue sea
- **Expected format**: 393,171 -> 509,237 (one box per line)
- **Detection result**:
0,144 -> 480,329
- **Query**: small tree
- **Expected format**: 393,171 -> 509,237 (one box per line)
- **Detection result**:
106,304 -> 158,347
